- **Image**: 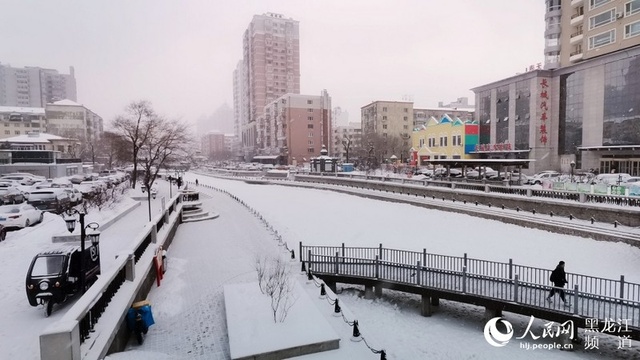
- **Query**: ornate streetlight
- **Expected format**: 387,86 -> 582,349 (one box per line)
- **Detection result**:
63,209 -> 101,294
570,160 -> 576,183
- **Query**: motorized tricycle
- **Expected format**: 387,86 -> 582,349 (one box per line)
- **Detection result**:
25,244 -> 101,316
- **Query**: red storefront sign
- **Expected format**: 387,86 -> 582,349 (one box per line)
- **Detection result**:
539,78 -> 549,145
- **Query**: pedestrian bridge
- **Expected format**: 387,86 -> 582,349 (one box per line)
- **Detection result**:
300,243 -> 640,341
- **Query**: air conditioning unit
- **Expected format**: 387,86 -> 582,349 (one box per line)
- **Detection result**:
617,12 -> 624,19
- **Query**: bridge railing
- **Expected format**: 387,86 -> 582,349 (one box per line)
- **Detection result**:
306,250 -> 640,329
301,243 -> 639,302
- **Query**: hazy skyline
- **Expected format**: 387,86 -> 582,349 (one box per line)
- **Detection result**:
1,0 -> 545,128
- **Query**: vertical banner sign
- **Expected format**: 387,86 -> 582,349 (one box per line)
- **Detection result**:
538,78 -> 550,146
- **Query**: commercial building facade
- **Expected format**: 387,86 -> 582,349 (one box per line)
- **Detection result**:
411,115 -> 479,165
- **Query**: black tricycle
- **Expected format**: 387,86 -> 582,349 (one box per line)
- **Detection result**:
25,244 -> 101,316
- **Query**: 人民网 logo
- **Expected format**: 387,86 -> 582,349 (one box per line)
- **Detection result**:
484,317 -> 514,347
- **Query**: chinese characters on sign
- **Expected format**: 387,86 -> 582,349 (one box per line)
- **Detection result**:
539,78 -> 549,145
584,318 -> 633,350
475,143 -> 513,152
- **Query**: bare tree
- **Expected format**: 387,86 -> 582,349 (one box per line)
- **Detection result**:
138,116 -> 192,220
112,101 -> 156,188
341,135 -> 352,163
254,255 -> 297,322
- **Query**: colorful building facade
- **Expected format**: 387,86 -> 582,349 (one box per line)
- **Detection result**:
410,115 -> 478,166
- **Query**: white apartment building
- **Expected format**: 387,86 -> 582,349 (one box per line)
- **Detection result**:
0,63 -> 77,107
45,99 -> 103,145
332,122 -> 362,162
0,106 -> 46,139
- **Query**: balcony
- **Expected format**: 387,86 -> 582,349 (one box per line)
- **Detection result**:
570,30 -> 584,44
569,50 -> 584,62
571,0 -> 584,7
570,13 -> 584,26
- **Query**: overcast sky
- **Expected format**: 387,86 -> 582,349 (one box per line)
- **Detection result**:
1,0 -> 545,128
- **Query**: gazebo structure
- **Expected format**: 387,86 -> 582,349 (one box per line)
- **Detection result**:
311,145 -> 337,173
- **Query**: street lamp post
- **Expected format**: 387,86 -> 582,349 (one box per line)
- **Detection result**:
64,209 -> 100,294
570,160 -> 576,183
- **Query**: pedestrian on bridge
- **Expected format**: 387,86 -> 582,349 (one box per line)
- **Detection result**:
195,178 -> 199,186
547,261 -> 570,307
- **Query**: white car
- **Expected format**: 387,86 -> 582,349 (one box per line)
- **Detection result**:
0,203 -> 44,228
63,188 -> 83,205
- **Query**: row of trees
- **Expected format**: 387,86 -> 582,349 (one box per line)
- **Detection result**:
338,132 -> 411,168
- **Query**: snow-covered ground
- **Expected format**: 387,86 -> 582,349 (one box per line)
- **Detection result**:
108,173 -> 639,359
2,172 -> 637,359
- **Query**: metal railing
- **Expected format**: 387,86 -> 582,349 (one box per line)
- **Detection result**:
302,244 -> 640,329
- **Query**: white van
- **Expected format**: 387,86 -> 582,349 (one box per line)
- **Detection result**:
595,173 -> 631,185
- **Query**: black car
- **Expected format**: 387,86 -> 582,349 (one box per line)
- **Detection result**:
26,189 -> 71,214
0,186 -> 25,204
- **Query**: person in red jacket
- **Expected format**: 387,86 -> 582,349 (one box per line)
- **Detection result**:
546,261 -> 571,307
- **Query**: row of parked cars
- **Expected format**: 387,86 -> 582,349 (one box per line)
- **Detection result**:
0,171 -> 129,233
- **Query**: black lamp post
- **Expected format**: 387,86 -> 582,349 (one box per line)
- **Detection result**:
570,160 -> 576,183
64,209 -> 101,294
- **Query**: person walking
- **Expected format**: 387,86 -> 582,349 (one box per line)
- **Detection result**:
195,178 -> 199,186
547,261 -> 571,307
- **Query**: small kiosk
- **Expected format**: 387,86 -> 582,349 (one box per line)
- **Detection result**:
311,145 -> 337,173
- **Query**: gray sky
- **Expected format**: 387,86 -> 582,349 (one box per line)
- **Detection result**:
1,0 -> 544,127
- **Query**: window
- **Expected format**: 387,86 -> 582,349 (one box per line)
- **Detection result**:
307,124 -> 314,129
308,140 -> 314,146
404,108 -> 408,112
4,130 -> 8,135
382,116 -> 387,120
307,100 -> 312,104
627,0 -> 640,16
308,148 -> 315,153
382,107 -> 387,112
308,116 -> 313,121
419,139 -> 425,147
15,131 -> 20,135
590,0 -> 611,10
307,108 -> 313,112
625,20 -> 640,38
382,124 -> 387,129
382,133 -> 387,137
589,29 -> 615,49
403,116 -> 408,121
589,9 -> 615,29
403,125 -> 408,129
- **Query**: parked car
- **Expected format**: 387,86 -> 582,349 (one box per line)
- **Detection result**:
0,175 -> 39,186
69,175 -> 85,184
0,203 -> 44,228
0,224 -> 6,241
529,171 -> 561,185
0,185 -> 25,204
63,188 -> 83,205
26,189 -> 71,214
623,176 -> 640,184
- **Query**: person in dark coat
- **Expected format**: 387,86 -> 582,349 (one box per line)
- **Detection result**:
195,178 -> 199,186
547,261 -> 571,307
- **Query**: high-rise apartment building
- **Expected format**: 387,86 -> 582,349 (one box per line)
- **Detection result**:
544,0 -> 640,69
232,60 -> 245,158
0,63 -> 77,107
235,13 -> 301,160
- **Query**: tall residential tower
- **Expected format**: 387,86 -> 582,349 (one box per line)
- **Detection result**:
236,13 -> 301,160
0,63 -> 77,107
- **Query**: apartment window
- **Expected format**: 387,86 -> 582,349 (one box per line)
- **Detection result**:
4,130 -> 8,135
590,0 -> 611,10
382,107 -> 387,112
383,133 -> 387,137
625,20 -> 640,38
15,131 -> 20,135
308,108 -> 313,112
627,0 -> 640,16
419,139 -> 425,147
307,124 -> 314,129
403,125 -> 408,129
308,140 -> 314,146
308,116 -> 313,121
403,116 -> 408,121
589,9 -> 615,29
13,123 -> 20,127
3,124 -> 7,127
589,29 -> 615,49
308,132 -> 313,137
307,100 -> 313,104
383,124 -> 388,129
404,108 -> 408,112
